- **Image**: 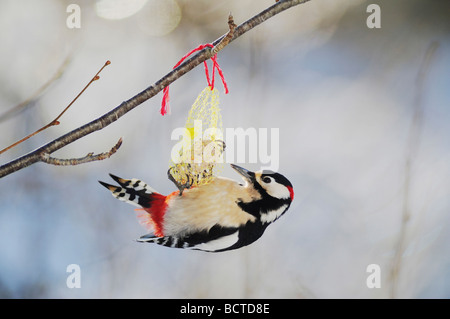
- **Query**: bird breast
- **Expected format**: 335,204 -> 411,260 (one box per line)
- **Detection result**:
162,177 -> 259,236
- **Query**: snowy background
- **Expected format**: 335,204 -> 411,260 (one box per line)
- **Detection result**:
0,0 -> 449,298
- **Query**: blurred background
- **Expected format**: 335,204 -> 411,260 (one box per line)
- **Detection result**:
0,0 -> 449,298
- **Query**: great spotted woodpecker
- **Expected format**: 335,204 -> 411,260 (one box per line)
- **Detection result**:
99,164 -> 294,252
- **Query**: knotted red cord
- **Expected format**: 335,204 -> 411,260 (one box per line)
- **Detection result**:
160,44 -> 229,116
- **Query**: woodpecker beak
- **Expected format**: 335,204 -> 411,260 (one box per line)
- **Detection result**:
231,164 -> 255,184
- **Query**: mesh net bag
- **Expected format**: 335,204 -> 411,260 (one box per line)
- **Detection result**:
169,86 -> 225,188
161,43 -> 228,190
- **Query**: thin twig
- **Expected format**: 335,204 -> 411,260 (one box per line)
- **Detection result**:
53,60 -> 111,125
0,60 -> 111,156
0,0 -> 311,178
40,137 -> 123,166
212,14 -> 237,55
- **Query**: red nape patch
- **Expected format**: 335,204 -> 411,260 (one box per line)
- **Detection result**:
135,193 -> 167,237
287,186 -> 294,201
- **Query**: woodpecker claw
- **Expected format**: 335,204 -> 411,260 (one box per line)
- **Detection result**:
167,168 -> 192,196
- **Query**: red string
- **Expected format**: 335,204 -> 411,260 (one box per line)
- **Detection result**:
160,44 -> 228,116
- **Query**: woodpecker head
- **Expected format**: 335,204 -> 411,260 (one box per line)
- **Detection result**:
231,164 -> 294,224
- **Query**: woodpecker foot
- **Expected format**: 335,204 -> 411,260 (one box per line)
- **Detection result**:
167,167 -> 193,196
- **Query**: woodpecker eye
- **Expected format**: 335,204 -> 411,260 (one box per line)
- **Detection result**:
262,176 -> 272,184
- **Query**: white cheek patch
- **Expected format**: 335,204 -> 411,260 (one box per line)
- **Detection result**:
191,231 -> 239,252
265,183 -> 291,200
260,204 -> 289,224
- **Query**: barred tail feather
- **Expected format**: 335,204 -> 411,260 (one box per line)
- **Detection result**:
99,174 -> 167,237
136,234 -> 190,249
99,174 -> 158,208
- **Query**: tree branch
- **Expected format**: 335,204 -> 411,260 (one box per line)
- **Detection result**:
0,60 -> 110,156
212,14 -> 237,55
0,0 -> 311,179
40,137 -> 122,166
